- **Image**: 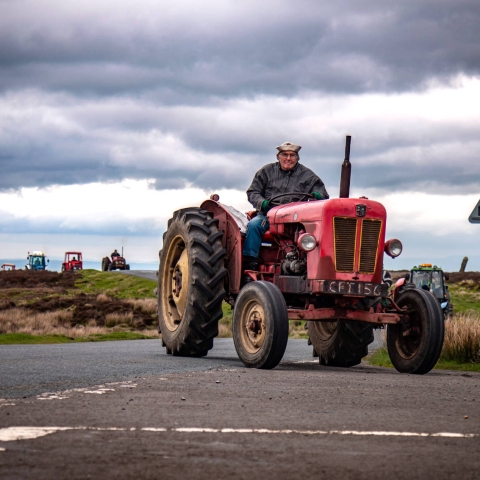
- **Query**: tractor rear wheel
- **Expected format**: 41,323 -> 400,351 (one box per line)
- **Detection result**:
158,208 -> 226,357
387,288 -> 444,374
307,320 -> 374,367
232,281 -> 289,369
101,258 -> 109,271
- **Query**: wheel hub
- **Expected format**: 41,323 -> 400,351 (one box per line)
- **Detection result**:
247,317 -> 262,335
240,301 -> 266,353
173,268 -> 182,296
170,248 -> 188,314
162,235 -> 189,331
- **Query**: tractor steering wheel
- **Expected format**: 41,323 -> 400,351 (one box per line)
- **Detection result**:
268,192 -> 315,206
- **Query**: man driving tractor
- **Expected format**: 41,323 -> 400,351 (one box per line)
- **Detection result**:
242,141 -> 329,281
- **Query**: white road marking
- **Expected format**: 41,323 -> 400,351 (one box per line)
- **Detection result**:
36,382 -> 136,401
82,389 -> 116,394
0,426 -> 477,444
0,427 -> 72,441
0,427 -> 128,442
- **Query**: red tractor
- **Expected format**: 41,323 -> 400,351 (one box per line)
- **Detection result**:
102,254 -> 130,271
158,137 -> 444,374
1,263 -> 16,271
61,252 -> 83,271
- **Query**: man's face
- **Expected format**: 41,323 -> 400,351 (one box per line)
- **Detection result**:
277,151 -> 299,171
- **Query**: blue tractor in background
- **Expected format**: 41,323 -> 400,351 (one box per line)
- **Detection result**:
25,251 -> 49,271
409,264 -> 453,318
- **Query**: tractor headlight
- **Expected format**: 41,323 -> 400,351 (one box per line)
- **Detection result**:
385,239 -> 403,258
298,233 -> 317,252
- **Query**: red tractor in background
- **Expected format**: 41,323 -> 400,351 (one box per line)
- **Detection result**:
61,252 -> 83,271
102,250 -> 130,271
1,263 -> 16,271
158,136 -> 444,374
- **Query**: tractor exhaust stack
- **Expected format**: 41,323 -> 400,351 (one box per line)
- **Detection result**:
339,135 -> 351,198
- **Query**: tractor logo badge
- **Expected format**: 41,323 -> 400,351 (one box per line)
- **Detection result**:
356,204 -> 366,217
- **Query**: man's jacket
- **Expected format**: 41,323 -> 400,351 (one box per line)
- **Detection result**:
246,162 -> 329,211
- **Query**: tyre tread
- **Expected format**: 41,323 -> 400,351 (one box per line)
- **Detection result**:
158,207 -> 226,357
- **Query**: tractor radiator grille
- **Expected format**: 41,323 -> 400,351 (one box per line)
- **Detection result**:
334,217 -> 358,272
359,219 -> 382,273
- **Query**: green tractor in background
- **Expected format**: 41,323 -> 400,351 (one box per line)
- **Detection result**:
410,264 -> 453,318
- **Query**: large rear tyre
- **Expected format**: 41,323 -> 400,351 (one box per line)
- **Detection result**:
232,281 -> 289,369
307,320 -> 374,367
158,208 -> 226,357
387,289 -> 444,374
101,258 -> 109,271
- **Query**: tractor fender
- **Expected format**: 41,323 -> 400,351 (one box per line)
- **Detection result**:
201,199 -> 248,294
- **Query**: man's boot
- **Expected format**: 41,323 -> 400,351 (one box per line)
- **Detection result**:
242,256 -> 259,286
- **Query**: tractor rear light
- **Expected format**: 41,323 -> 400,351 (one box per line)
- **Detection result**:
385,239 -> 402,258
298,233 -> 317,252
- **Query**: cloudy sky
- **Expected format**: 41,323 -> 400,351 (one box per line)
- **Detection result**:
1,0 -> 479,270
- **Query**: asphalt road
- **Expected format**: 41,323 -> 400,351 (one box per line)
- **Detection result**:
1,338 -> 479,479
0,338 -> 312,399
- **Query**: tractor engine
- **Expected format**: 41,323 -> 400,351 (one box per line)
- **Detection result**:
281,249 -> 306,275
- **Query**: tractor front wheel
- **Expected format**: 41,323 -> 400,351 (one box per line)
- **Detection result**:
232,281 -> 289,369
387,288 -> 444,374
307,320 -> 374,367
158,208 -> 226,357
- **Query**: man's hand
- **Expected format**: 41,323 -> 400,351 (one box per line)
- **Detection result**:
260,199 -> 271,213
311,191 -> 325,200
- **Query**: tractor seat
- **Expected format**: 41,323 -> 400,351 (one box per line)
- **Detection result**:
243,210 -> 275,243
262,231 -> 275,242
239,227 -> 275,243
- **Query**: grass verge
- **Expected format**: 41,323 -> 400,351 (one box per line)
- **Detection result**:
368,348 -> 480,372
0,332 -> 158,345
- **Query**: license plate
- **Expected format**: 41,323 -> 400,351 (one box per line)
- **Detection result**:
322,280 -> 387,297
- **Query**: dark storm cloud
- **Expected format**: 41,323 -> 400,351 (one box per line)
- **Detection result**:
1,87 -> 479,194
0,0 -> 479,194
0,1 -> 479,98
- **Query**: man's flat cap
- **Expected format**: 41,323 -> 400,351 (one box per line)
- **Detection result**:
276,142 -> 301,153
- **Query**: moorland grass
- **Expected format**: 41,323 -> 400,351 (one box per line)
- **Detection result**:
74,269 -> 157,299
449,284 -> 480,315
